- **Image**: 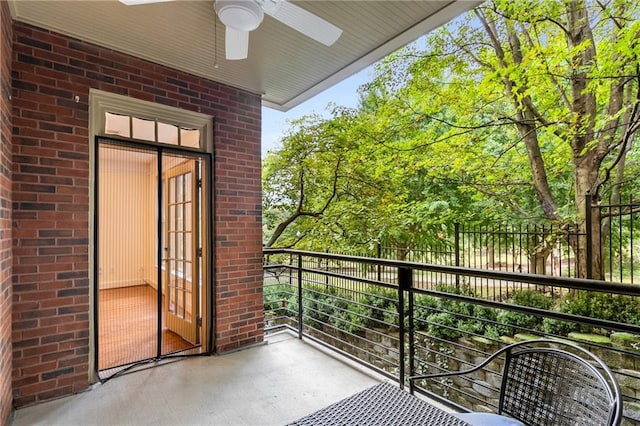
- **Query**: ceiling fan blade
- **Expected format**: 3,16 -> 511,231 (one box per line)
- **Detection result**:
119,0 -> 174,5
225,26 -> 250,60
263,0 -> 342,46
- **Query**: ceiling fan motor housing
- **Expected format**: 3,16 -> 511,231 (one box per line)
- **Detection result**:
215,0 -> 264,31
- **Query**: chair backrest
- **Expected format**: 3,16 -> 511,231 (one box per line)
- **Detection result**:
497,340 -> 622,426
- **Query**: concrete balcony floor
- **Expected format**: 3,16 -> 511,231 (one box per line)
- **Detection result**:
12,331 -> 387,425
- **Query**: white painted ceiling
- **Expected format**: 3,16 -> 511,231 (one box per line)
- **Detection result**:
9,0 -> 481,111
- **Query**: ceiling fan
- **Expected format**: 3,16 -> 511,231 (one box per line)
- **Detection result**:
119,0 -> 343,61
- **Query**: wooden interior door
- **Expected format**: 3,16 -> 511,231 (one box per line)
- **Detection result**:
164,159 -> 199,344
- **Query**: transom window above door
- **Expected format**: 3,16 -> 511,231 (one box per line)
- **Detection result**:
105,112 -> 201,148
90,89 -> 213,154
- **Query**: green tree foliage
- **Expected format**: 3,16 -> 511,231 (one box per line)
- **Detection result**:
368,0 -> 640,277
262,111 -> 357,249
263,0 -> 640,277
263,104 -> 480,251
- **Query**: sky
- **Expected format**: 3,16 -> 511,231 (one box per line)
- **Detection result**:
261,67 -> 374,158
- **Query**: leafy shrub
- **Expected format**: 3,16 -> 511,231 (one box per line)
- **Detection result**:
493,290 -> 554,337
493,310 -> 537,336
359,286 -> 399,328
263,284 -> 295,316
463,304 -> 499,335
331,301 -> 368,335
569,291 -> 640,323
435,284 -> 475,317
284,293 -> 299,315
547,291 -> 640,335
542,318 -> 577,335
423,285 -> 500,340
289,284 -> 402,334
457,318 -> 485,335
308,287 -> 370,335
427,313 -> 464,340
302,285 -> 336,329
413,294 -> 438,330
473,305 -> 498,322
511,289 -> 554,310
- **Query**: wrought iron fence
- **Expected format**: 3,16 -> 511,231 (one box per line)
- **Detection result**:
595,193 -> 640,284
341,192 -> 640,287
263,249 -> 640,425
377,222 -> 584,285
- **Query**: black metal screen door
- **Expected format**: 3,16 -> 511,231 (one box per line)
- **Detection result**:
95,139 -> 207,380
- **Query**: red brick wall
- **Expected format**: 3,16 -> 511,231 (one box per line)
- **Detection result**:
11,22 -> 263,406
0,1 -> 13,422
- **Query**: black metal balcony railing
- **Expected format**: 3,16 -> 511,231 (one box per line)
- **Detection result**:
263,249 -> 640,425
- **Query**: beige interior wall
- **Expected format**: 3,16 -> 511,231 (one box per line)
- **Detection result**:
98,155 -> 154,289
98,154 -> 195,293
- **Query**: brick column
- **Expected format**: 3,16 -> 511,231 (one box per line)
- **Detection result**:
0,0 -> 13,422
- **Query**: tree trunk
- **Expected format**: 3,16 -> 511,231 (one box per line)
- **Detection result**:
397,247 -> 409,261
567,0 -> 604,280
486,243 -> 495,268
574,154 -> 603,279
529,246 -> 552,276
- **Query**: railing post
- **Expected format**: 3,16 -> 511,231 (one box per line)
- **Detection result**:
398,266 -> 412,389
585,191 -> 593,279
454,221 -> 460,289
630,194 -> 635,285
407,270 -> 415,393
297,254 -> 303,339
289,253 -> 293,286
377,243 -> 382,282
325,248 -> 329,288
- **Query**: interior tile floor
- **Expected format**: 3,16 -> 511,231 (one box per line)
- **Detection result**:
12,331 -> 387,425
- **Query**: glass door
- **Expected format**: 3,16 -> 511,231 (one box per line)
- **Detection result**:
164,158 -> 200,344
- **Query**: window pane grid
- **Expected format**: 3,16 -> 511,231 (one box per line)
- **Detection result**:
105,112 -> 201,149
167,168 -> 193,321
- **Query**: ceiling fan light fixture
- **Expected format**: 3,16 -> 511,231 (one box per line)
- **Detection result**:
215,0 -> 264,32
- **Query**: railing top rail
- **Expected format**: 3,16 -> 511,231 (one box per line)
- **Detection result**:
263,248 -> 640,297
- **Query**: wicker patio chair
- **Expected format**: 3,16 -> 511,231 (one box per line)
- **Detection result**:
409,339 -> 623,426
